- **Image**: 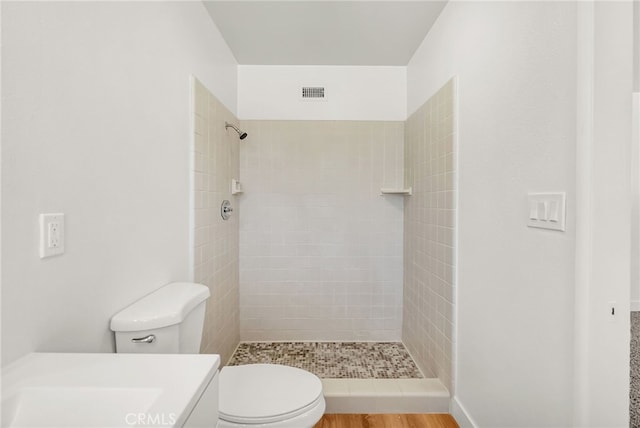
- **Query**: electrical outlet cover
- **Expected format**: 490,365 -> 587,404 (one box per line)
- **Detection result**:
39,213 -> 65,258
527,193 -> 566,231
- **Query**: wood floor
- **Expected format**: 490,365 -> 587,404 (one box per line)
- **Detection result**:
314,414 -> 459,428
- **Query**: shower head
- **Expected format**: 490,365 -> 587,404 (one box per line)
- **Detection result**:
225,122 -> 248,140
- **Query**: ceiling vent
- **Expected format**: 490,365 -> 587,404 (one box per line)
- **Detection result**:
301,86 -> 326,101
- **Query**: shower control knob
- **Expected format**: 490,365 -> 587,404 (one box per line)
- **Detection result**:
221,200 -> 233,220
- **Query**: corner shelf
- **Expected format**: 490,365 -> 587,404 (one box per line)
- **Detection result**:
380,187 -> 412,196
231,179 -> 243,195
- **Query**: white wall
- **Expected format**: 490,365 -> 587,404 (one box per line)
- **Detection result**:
1,1 -> 237,365
408,2 -> 577,426
238,66 -> 406,121
574,2 -> 634,426
238,120 -> 404,341
631,0 -> 640,311
635,1 -> 640,93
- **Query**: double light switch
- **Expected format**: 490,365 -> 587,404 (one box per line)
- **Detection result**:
527,193 -> 566,231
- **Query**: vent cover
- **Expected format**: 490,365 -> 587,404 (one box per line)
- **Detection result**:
301,87 -> 326,100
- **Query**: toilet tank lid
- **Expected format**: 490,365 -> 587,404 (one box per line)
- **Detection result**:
110,282 -> 210,332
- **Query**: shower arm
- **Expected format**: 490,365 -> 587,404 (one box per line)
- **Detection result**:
225,122 -> 248,140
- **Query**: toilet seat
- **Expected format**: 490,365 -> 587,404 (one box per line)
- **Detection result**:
219,364 -> 324,425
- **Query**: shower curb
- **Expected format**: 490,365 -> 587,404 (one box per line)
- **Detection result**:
321,378 -> 449,414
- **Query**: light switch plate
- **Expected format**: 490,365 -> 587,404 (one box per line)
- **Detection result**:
39,213 -> 65,258
527,193 -> 566,231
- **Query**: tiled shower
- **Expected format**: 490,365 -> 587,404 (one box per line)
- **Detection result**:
239,121 -> 404,341
192,79 -> 240,365
191,77 -> 456,392
403,78 -> 457,393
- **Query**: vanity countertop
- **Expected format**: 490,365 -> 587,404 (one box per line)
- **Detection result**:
2,352 -> 220,428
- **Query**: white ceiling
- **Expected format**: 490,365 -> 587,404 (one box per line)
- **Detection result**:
203,1 -> 447,66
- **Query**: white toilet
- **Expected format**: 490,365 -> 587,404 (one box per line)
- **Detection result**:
110,282 -> 325,428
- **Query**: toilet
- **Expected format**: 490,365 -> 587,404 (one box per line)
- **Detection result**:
110,282 -> 325,428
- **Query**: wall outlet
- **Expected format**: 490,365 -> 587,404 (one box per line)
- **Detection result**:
39,213 -> 65,258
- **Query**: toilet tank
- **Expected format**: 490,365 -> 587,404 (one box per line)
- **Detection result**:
110,282 -> 210,354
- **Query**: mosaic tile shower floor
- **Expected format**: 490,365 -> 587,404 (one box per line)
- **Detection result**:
227,342 -> 423,379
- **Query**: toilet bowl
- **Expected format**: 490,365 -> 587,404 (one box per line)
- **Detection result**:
110,282 -> 325,428
218,364 -> 325,428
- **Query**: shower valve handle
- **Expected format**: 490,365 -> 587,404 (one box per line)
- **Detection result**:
221,200 -> 233,220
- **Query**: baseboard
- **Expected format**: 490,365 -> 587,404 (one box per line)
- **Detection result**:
451,396 -> 477,428
632,300 -> 640,312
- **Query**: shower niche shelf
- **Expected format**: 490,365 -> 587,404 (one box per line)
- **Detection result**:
380,187 -> 412,196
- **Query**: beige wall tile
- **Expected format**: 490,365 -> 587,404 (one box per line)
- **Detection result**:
192,78 -> 240,364
403,78 -> 456,393
238,120 -> 405,341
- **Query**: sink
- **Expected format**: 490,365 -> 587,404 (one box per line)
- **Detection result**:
5,387 -> 162,427
2,353 -> 220,427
